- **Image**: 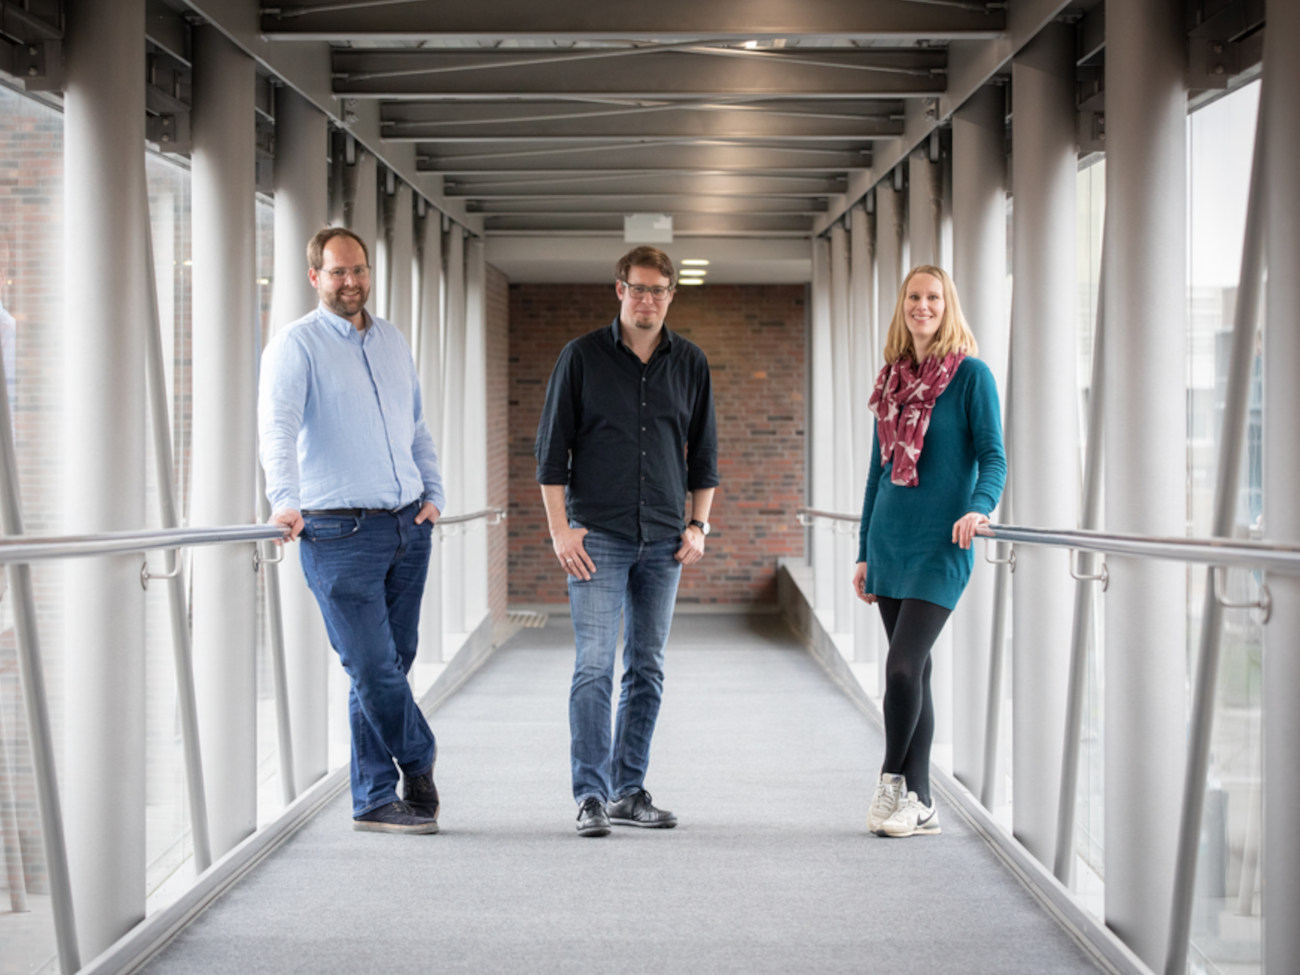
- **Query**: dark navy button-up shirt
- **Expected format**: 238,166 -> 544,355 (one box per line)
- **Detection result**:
535,317 -> 719,543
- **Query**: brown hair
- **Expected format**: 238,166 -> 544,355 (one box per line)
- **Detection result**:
307,227 -> 370,271
615,245 -> 676,288
881,265 -> 979,364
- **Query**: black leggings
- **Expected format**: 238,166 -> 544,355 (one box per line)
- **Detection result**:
877,596 -> 951,807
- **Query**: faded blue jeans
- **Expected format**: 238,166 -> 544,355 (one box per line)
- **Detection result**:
299,502 -> 436,816
568,528 -> 683,805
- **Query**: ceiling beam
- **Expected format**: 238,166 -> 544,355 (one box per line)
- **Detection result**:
380,101 -> 904,141
261,0 -> 1004,42
332,47 -> 946,99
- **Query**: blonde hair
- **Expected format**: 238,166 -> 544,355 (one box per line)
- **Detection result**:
881,265 -> 979,364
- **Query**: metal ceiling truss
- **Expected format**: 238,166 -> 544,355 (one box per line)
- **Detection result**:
0,0 -> 1270,240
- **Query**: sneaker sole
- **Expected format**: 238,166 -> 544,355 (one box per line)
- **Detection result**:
609,817 -> 677,829
879,822 -> 941,838
352,820 -> 440,835
577,823 -> 611,837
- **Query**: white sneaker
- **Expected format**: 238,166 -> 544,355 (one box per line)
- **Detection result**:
866,772 -> 906,832
879,791 -> 941,837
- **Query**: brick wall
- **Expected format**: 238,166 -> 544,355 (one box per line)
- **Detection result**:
507,282 -> 807,606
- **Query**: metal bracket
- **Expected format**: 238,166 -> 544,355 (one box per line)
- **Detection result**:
140,559 -> 181,591
982,537 -> 1015,572
1068,549 -> 1109,591
1212,565 -> 1271,624
254,543 -> 285,572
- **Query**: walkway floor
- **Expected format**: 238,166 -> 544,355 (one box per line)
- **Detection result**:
141,613 -> 1105,974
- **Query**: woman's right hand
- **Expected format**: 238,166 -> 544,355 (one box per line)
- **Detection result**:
852,562 -> 876,604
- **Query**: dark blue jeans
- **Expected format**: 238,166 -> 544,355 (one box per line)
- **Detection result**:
567,529 -> 682,804
299,502 -> 436,816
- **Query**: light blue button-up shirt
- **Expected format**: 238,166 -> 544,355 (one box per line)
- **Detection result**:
258,304 -> 445,514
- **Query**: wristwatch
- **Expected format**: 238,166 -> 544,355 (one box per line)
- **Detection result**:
688,519 -> 711,536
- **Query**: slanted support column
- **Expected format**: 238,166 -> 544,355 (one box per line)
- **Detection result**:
415,207 -> 445,659
1103,0 -> 1187,968
808,236 -> 835,621
1263,0 -> 1300,969
463,238 -> 489,626
1008,23 -> 1079,871
269,85 -> 331,794
829,223 -> 853,636
442,226 -> 467,635
191,25 -> 258,858
950,83 -> 1008,797
849,203 -> 878,668
62,0 -> 147,957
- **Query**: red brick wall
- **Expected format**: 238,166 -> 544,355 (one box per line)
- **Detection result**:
485,263 -> 509,621
507,282 -> 807,606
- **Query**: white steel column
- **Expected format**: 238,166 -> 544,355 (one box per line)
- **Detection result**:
809,236 -> 836,621
875,181 -> 904,358
345,152 -> 379,255
442,227 -> 467,635
829,223 -> 853,637
849,204 -> 878,669
269,85 -> 331,793
950,84 -> 1009,797
871,183 -> 904,691
191,26 -> 258,858
62,0 -> 147,957
415,209 -> 445,658
908,149 -> 940,266
1263,0 -> 1300,968
1103,1 -> 1187,967
1009,24 -> 1079,869
382,179 -> 414,344
463,238 -> 489,626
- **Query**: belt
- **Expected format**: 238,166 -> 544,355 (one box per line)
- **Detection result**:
301,500 -> 420,518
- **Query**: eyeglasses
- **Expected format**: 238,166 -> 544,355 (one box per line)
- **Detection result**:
622,282 -> 674,301
322,265 -> 371,281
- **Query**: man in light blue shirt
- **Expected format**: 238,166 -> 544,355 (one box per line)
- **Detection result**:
258,227 -> 445,835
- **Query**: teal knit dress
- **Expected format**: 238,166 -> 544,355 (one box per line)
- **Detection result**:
857,356 -> 1006,611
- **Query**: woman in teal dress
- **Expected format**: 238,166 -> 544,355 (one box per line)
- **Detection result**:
853,265 -> 1006,838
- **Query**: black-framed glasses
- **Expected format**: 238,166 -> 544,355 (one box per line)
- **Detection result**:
323,264 -> 372,281
621,281 -> 674,301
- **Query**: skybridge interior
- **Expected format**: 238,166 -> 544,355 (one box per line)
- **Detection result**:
1,1 -> 1298,974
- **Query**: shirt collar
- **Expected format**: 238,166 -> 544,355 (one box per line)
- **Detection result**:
317,302 -> 371,339
609,316 -> 674,355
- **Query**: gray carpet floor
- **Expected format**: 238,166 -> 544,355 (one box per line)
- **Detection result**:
141,613 -> 1105,974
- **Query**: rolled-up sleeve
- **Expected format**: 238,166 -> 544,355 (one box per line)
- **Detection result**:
686,357 -> 719,490
534,343 -> 578,484
409,369 -> 446,511
257,334 -> 308,513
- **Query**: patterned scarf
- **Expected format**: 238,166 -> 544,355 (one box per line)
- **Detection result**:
868,352 -> 965,487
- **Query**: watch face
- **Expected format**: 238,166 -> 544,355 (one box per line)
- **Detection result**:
691,520 -> 710,535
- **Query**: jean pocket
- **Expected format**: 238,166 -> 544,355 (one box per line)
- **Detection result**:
302,516 -> 360,542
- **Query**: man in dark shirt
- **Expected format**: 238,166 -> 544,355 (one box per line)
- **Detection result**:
535,245 -> 718,837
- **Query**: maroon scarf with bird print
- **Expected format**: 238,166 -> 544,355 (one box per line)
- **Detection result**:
867,352 -> 965,487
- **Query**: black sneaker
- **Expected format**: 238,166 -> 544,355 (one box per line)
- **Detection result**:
576,796 -> 611,837
607,789 -> 677,828
352,801 -> 439,834
403,767 -> 440,821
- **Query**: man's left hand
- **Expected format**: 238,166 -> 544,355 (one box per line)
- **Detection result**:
675,525 -> 707,565
415,501 -> 440,525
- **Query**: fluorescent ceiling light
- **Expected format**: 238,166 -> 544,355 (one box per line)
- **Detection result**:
680,259 -> 711,266
679,278 -> 704,286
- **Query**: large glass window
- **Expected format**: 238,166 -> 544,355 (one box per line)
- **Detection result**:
1185,79 -> 1262,975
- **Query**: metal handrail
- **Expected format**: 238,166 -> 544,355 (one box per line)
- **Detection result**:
0,524 -> 287,565
795,508 -> 1300,575
0,508 -> 508,566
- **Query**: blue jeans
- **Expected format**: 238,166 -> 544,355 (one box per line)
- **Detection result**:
299,502 -> 436,816
568,529 -> 683,804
